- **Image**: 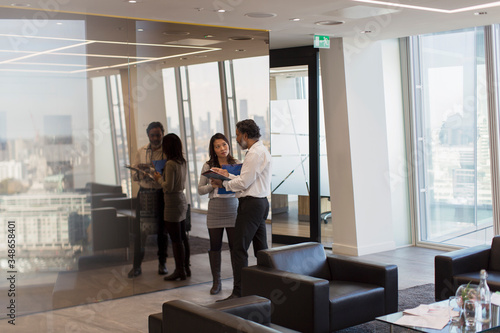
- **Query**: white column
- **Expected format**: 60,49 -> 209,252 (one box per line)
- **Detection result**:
320,37 -> 403,255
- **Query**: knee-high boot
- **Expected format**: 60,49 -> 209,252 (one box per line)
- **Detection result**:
208,250 -> 221,295
163,242 -> 186,281
184,237 -> 191,277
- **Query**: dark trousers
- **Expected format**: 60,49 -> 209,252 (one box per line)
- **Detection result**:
231,197 -> 269,296
132,188 -> 167,268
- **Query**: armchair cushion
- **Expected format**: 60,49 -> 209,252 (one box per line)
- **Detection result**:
256,242 -> 331,280
329,281 -> 384,331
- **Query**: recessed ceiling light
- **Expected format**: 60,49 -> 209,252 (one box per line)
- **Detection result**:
474,11 -> 487,15
10,3 -> 31,7
179,57 -> 188,60
128,0 -> 137,3
56,22 -> 63,25
137,28 -> 144,32
360,30 -> 372,34
195,55 -> 208,58
244,12 -> 277,18
215,9 -> 226,13
235,49 -> 246,52
290,18 -> 301,22
228,36 -> 254,41
204,34 -> 214,38
163,31 -> 190,36
314,20 -> 344,26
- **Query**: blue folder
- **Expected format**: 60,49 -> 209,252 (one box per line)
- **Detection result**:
218,164 -> 242,195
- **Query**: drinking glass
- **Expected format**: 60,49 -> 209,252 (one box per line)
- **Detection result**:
464,300 -> 476,327
448,296 -> 462,322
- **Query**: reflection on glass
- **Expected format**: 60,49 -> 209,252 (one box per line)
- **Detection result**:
230,56 -> 271,157
413,27 -> 493,246
180,62 -> 222,210
0,6 -> 269,317
271,66 -> 311,238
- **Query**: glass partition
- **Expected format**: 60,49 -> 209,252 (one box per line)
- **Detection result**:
0,6 -> 268,317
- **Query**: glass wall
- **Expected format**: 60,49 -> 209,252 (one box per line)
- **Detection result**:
0,6 -> 269,317
270,66 -> 311,239
411,27 -> 493,247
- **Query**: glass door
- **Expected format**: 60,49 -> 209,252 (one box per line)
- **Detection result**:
270,47 -> 321,244
270,65 -> 311,240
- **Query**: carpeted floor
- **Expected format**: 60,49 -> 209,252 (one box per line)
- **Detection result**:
337,283 -> 435,332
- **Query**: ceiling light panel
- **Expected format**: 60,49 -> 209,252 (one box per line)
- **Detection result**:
0,34 -> 221,74
353,0 -> 500,13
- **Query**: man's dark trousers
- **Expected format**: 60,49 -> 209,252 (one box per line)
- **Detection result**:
133,188 -> 167,269
231,196 -> 269,296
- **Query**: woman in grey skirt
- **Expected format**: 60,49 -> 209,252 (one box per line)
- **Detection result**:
198,133 -> 240,294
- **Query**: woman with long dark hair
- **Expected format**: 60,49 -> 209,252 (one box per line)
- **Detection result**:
198,133 -> 240,294
154,133 -> 190,281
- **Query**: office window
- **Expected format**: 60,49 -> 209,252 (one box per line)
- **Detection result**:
411,27 -> 493,246
180,63 -> 223,210
227,56 -> 270,160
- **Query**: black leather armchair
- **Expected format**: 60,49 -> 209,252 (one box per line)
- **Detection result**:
242,242 -> 398,333
435,235 -> 500,301
148,295 -> 298,333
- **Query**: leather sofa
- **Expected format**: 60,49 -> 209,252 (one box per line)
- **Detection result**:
242,242 -> 398,333
148,295 -> 298,333
435,235 -> 500,301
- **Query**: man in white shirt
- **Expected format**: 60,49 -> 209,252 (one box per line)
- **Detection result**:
212,119 -> 271,299
128,122 -> 168,278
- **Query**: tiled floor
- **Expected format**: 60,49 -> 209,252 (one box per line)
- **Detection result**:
1,213 -> 447,332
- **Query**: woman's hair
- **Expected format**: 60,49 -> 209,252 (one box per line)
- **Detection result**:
207,133 -> 236,168
162,133 -> 186,164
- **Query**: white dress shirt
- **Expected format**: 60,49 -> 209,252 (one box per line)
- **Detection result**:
132,144 -> 164,189
223,140 -> 271,198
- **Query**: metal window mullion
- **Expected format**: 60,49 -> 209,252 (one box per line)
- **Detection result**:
114,74 -> 132,196
184,67 -> 200,208
175,67 -> 193,206
400,36 -> 418,246
228,60 -> 242,160
218,61 -> 231,141
484,25 -> 500,236
105,75 -> 121,185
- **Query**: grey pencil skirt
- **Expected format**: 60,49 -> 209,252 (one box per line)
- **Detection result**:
206,197 -> 238,229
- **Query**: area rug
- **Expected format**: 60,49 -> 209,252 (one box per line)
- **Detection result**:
337,283 -> 435,332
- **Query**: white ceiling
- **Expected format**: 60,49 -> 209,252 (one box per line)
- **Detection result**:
5,0 -> 500,49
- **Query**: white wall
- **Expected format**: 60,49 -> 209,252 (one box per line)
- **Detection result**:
320,37 -> 410,255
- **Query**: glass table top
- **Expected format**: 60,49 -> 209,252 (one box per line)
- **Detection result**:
376,301 -> 500,333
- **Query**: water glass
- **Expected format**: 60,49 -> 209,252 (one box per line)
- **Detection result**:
448,296 -> 462,322
464,300 -> 476,327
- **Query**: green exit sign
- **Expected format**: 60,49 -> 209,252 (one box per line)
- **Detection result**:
313,35 -> 330,49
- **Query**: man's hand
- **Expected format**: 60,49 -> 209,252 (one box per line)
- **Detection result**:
211,179 -> 223,188
211,167 -> 229,177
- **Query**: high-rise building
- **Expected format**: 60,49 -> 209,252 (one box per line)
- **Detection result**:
0,111 -> 7,159
239,99 -> 248,120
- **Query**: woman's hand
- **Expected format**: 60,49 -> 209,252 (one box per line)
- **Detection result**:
153,171 -> 162,181
211,179 -> 223,188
